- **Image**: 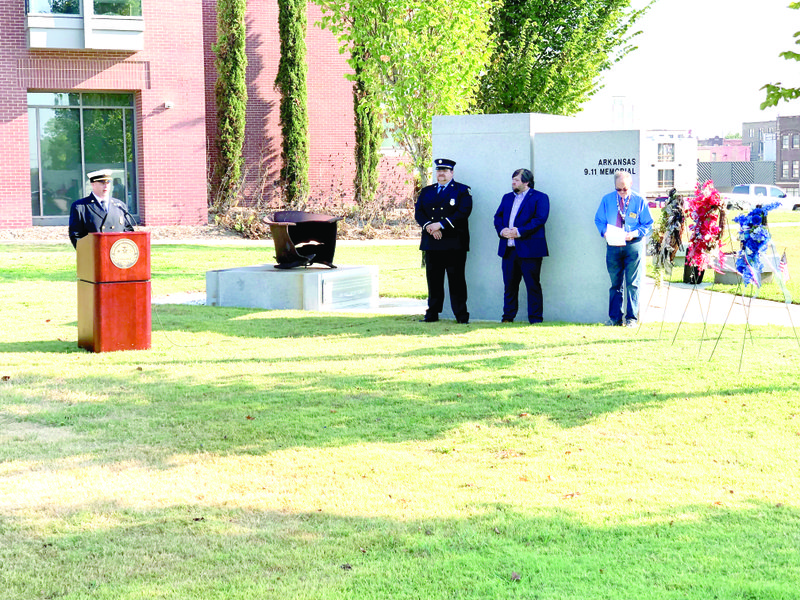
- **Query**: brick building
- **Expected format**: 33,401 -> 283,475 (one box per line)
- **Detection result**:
0,1 -> 361,229
697,138 -> 750,162
776,115 -> 800,196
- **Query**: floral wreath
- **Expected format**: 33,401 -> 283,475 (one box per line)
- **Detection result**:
732,202 -> 781,287
648,188 -> 686,285
685,180 -> 726,272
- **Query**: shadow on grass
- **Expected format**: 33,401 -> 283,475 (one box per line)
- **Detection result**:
3,342 -> 799,469
3,500 -> 798,599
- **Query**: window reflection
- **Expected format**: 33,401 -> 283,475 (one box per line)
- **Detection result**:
94,0 -> 142,17
39,108 -> 83,216
28,92 -> 138,219
27,0 -> 80,14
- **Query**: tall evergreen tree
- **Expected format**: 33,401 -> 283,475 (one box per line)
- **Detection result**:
213,0 -> 248,211
275,0 -> 310,208
351,45 -> 381,207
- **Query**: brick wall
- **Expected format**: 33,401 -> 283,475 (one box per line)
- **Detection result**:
203,1 -> 402,210
0,0 -> 208,227
2,0 -> 412,228
0,1 -> 32,227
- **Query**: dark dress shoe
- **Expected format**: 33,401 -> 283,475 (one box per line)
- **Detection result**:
420,316 -> 439,323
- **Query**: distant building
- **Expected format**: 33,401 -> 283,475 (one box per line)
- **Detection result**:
764,132 -> 777,161
698,136 -> 724,146
742,120 -> 777,162
697,138 -> 750,162
776,115 -> 800,196
640,130 -> 697,198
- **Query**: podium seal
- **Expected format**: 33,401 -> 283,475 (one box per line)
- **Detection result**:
109,238 -> 140,269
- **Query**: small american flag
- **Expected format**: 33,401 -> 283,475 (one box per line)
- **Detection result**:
779,251 -> 790,282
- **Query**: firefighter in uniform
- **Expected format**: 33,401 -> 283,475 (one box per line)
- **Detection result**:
414,158 -> 472,323
68,169 -> 135,248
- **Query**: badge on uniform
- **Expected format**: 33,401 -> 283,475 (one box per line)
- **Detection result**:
450,199 -> 455,206
629,212 -> 637,218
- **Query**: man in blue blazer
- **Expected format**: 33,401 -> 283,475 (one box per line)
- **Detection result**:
68,169 -> 135,248
493,168 -> 550,323
415,158 -> 473,323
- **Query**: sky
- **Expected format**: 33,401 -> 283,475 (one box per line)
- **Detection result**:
580,0 -> 800,137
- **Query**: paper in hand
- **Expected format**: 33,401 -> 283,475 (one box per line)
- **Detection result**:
605,225 -> 626,246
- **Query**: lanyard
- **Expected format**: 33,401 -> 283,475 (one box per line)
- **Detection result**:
617,194 -> 630,230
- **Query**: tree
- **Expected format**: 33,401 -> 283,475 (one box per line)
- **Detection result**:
761,2 -> 800,109
351,47 -> 382,207
318,0 -> 496,187
275,0 -> 310,208
316,8 -> 384,205
477,0 -> 650,115
213,0 -> 248,211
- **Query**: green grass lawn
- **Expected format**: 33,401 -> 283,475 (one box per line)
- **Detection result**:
1,244 -> 800,599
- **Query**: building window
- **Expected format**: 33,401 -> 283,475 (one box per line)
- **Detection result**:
94,0 -> 142,17
28,92 -> 138,222
794,134 -> 800,149
27,0 -> 141,16
783,135 -> 790,149
783,161 -> 790,178
26,0 -> 144,50
657,143 -> 675,162
658,169 -> 675,188
794,161 -> 800,178
27,0 -> 79,14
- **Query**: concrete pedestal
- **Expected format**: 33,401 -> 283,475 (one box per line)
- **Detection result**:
206,265 -> 379,311
714,253 -> 776,285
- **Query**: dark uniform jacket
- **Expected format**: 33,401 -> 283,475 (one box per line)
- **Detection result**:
493,188 -> 550,259
68,194 -> 135,248
414,180 -> 472,252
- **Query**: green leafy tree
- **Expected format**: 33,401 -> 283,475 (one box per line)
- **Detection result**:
275,0 -> 310,208
761,2 -> 800,109
213,0 -> 248,211
477,0 -> 650,115
319,0 -> 496,187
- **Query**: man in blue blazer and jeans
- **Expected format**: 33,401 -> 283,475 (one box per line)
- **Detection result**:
493,168 -> 550,324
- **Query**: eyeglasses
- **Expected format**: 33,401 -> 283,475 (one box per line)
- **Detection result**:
616,187 -> 629,193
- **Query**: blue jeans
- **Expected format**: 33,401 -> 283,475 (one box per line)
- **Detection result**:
605,239 -> 643,323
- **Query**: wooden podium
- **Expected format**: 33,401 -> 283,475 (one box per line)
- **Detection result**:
76,232 -> 151,352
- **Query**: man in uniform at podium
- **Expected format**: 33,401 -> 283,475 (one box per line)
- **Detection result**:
414,158 -> 473,324
68,169 -> 135,248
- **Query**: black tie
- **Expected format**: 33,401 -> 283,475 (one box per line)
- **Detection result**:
438,186 -> 444,194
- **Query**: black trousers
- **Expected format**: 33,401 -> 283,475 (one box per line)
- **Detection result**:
424,249 -> 469,322
501,247 -> 543,323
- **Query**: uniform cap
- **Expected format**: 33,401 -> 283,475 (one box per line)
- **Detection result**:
87,169 -> 113,183
434,158 -> 456,170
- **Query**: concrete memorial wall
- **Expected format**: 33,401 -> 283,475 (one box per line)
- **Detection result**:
432,114 -> 641,324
